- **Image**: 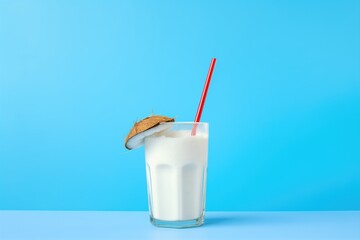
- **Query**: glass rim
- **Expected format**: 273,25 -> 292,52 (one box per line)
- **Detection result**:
160,122 -> 208,126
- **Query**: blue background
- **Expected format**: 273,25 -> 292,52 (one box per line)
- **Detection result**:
0,0 -> 359,211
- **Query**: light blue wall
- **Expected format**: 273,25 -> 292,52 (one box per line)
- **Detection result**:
0,0 -> 359,211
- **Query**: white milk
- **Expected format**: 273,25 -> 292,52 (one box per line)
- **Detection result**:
144,130 -> 208,221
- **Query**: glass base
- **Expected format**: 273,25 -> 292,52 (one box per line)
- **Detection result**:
150,214 -> 204,228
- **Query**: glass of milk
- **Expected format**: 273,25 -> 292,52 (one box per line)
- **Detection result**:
144,122 -> 208,228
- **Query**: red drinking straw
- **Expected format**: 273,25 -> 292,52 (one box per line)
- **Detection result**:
191,58 -> 217,136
